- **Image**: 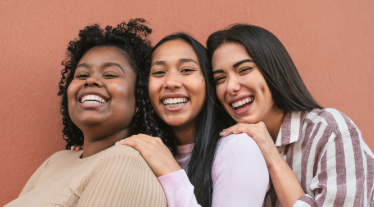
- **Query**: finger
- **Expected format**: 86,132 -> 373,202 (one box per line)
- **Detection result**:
233,126 -> 253,135
71,146 -> 76,151
76,146 -> 82,151
117,138 -> 150,154
220,123 -> 247,136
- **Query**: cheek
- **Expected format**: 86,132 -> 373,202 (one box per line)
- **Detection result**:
67,81 -> 81,104
108,81 -> 135,109
147,78 -> 161,106
215,84 -> 227,106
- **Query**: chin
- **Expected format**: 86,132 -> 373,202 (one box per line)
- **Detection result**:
163,117 -> 188,127
75,116 -> 108,127
235,115 -> 259,124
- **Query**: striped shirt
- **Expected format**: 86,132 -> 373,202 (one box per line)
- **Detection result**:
264,108 -> 374,207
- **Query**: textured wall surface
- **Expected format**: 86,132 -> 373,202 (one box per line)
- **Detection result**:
1,0 -> 373,205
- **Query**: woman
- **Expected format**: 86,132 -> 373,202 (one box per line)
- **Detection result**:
207,24 -> 374,207
116,33 -> 269,207
5,19 -> 167,207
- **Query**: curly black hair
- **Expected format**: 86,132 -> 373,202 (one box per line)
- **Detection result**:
58,19 -> 173,151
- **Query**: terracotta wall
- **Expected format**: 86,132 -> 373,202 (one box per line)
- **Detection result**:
1,0 -> 373,205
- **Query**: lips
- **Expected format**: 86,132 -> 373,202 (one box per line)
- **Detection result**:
78,91 -> 109,106
160,94 -> 189,109
231,96 -> 254,109
227,95 -> 255,116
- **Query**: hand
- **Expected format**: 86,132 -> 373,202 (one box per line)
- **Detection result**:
71,145 -> 83,151
220,121 -> 281,169
115,134 -> 182,177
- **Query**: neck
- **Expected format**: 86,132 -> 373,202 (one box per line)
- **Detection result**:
172,122 -> 195,145
81,128 -> 131,158
262,104 -> 285,142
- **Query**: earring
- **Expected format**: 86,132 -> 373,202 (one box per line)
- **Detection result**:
134,108 -> 139,116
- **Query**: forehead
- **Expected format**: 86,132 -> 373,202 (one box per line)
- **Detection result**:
152,39 -> 198,63
212,42 -> 252,67
78,46 -> 130,67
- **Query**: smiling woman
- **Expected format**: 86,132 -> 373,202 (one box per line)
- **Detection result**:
207,24 -> 374,207
4,19 -> 167,207
116,33 -> 269,207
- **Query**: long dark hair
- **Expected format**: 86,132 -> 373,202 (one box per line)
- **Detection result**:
207,24 -> 322,112
58,19 -> 165,148
148,33 -> 234,207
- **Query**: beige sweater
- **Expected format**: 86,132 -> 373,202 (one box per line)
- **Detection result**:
5,145 -> 167,207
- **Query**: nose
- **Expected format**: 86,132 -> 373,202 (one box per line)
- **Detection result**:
163,72 -> 182,90
84,74 -> 102,87
226,76 -> 241,96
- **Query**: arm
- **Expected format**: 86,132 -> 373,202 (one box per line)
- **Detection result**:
158,134 -> 269,207
19,157 -> 50,196
77,146 -> 167,207
221,122 -> 305,207
294,129 -> 369,207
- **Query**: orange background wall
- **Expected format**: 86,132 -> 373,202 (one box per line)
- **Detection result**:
1,0 -> 373,205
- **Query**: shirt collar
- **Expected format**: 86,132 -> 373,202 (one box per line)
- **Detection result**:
275,111 -> 306,146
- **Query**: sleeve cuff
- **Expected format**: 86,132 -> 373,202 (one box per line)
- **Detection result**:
293,194 -> 317,207
158,169 -> 193,192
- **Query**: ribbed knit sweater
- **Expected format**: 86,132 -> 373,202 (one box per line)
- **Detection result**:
5,145 -> 167,207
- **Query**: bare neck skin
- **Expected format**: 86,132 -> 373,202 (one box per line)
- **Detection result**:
81,128 -> 131,158
262,104 -> 285,142
172,121 -> 195,145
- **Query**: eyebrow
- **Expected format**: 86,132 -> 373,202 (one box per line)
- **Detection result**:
151,60 -> 166,67
150,58 -> 199,67
179,58 -> 198,65
76,62 -> 125,73
102,62 -> 124,73
233,59 -> 254,68
77,63 -> 90,68
212,69 -> 224,75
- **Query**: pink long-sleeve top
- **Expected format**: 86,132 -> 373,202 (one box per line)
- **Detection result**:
158,133 -> 269,207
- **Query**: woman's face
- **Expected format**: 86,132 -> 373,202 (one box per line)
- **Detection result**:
67,46 -> 136,137
148,39 -> 206,129
212,42 -> 276,124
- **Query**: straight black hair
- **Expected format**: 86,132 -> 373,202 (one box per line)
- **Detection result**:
207,24 -> 322,112
150,33 -> 235,207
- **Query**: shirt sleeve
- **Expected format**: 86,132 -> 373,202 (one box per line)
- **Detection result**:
77,150 -> 167,207
294,128 -> 370,207
158,133 -> 269,207
18,156 -> 50,196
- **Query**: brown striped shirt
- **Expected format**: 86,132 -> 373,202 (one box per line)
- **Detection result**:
264,108 -> 374,207
5,145 -> 167,207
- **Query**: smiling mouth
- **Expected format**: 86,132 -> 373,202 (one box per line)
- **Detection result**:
231,96 -> 254,110
162,98 -> 189,108
80,95 -> 107,104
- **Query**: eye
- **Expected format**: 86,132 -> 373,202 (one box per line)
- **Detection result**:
214,76 -> 226,84
151,70 -> 165,77
103,73 -> 118,78
181,68 -> 196,74
75,73 -> 89,79
239,67 -> 252,73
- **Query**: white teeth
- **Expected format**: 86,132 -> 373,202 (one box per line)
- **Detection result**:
81,95 -> 106,103
231,97 -> 254,108
162,97 -> 188,107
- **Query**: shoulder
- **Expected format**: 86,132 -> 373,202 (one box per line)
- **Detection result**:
90,146 -> 151,175
98,145 -> 146,165
216,133 -> 260,157
98,145 -> 143,161
306,108 -> 359,134
102,145 -> 141,156
47,150 -> 79,162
